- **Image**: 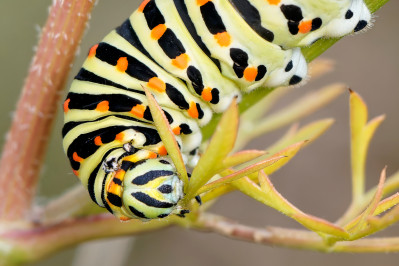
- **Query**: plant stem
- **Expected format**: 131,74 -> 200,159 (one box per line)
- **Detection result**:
197,213 -> 399,253
0,0 -> 95,221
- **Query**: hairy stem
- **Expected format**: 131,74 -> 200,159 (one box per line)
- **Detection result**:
0,0 -> 95,221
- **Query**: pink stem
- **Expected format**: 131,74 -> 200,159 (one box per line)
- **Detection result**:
0,0 -> 95,221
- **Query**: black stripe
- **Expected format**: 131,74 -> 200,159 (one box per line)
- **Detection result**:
200,2 -> 226,34
210,89 -> 220,104
132,170 -> 174,185
129,205 -> 147,219
256,65 -> 267,81
67,125 -> 161,167
173,0 -> 221,71
158,29 -> 186,59
229,0 -> 274,42
165,84 -> 190,110
62,114 -> 148,138
87,147 -> 118,205
95,42 -> 157,82
187,66 -> 205,95
113,178 -> 122,185
116,19 -> 154,60
67,92 -> 142,112
179,123 -> 192,134
158,184 -> 173,194
75,68 -> 145,95
311,18 -> 322,31
143,0 -> 165,30
196,103 -> 204,119
280,5 -> 303,22
107,193 -> 123,207
230,48 -> 248,78
132,192 -> 174,208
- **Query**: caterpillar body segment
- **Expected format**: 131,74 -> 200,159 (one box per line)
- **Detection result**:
229,0 -> 371,48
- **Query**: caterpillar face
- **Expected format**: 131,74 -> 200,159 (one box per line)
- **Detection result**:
62,0 -> 372,221
120,158 -> 183,219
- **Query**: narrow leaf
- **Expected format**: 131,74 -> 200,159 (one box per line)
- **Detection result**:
346,167 -> 387,232
221,150 -> 266,170
374,193 -> 399,216
350,90 -> 385,203
234,172 -> 348,238
144,87 -> 189,187
262,141 -> 306,176
187,100 -> 239,199
258,171 -> 348,238
197,155 -> 285,195
266,119 -> 334,155
252,83 -> 345,135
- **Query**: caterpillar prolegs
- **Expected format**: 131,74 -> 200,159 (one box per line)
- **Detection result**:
62,0 -> 371,220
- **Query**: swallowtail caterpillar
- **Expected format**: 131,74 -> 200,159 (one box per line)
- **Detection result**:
62,0 -> 371,220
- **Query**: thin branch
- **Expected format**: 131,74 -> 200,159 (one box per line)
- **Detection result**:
197,213 -> 399,253
0,0 -> 95,221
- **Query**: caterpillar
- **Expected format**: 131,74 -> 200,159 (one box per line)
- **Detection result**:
62,0 -> 371,221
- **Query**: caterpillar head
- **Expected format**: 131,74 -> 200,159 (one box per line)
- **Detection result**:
120,158 -> 185,220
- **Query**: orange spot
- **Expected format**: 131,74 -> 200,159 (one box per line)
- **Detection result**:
96,101 -> 109,112
88,44 -> 98,57
151,24 -> 167,40
197,0 -> 210,6
188,102 -> 199,119
148,151 -> 158,159
63,98 -> 70,113
108,182 -> 119,195
298,20 -> 312,34
201,87 -> 213,102
115,169 -> 126,180
243,67 -> 258,82
171,53 -> 190,69
130,104 -> 145,118
94,136 -> 103,146
73,170 -> 79,177
267,0 -> 281,4
73,152 -> 84,163
138,0 -> 150,12
116,57 -> 128,72
214,32 -> 231,47
119,216 -> 131,221
148,77 -> 166,92
115,132 -> 125,141
158,145 -> 168,156
172,126 -> 181,135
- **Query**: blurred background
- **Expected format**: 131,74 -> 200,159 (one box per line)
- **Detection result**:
1,0 -> 399,265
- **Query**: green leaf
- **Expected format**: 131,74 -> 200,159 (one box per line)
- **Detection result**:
144,87 -> 189,187
252,83 -> 345,136
346,167 -> 386,236
234,171 -> 349,238
350,90 -> 385,203
221,150 -> 266,170
186,100 -> 239,200
197,155 -> 285,195
266,118 -> 334,155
